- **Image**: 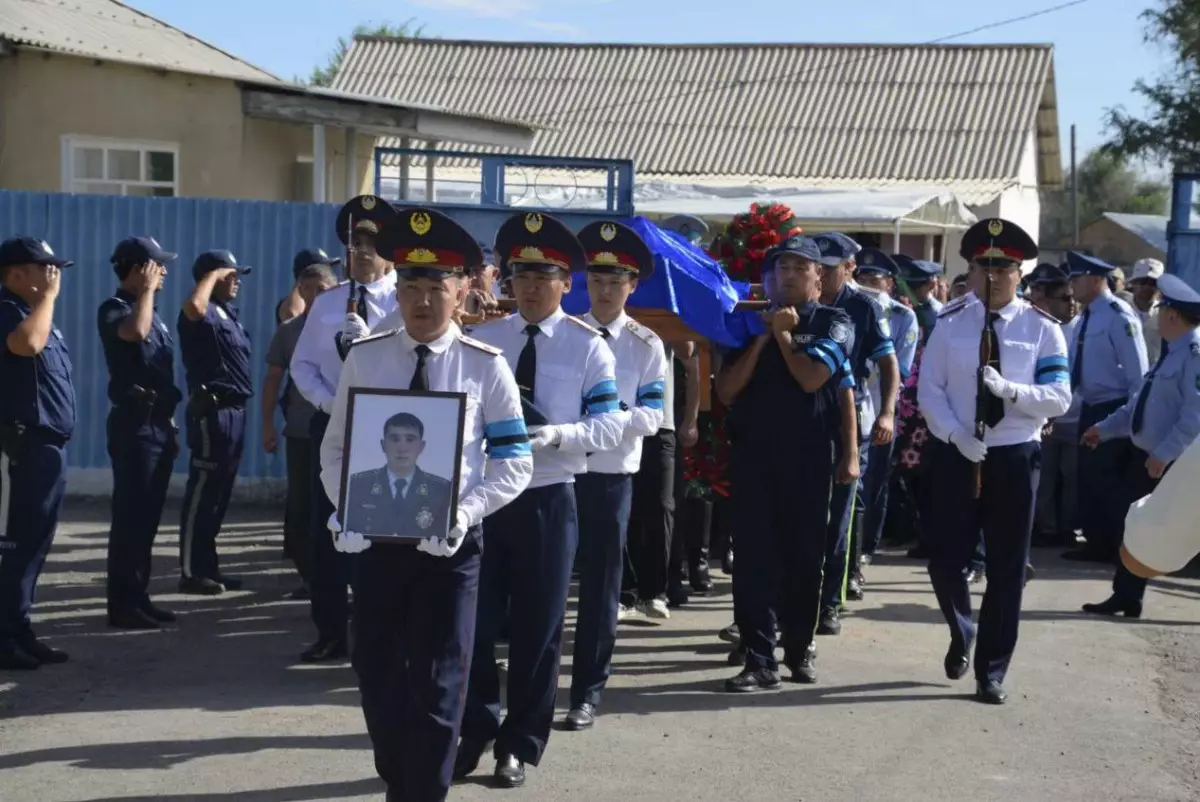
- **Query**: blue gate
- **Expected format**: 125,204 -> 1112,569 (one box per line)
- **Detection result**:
1167,172 -> 1200,289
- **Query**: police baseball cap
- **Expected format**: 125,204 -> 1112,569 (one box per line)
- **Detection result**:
111,236 -> 177,267
0,236 -> 72,269
811,233 -> 858,267
292,247 -> 339,279
192,249 -> 251,281
761,236 -> 822,272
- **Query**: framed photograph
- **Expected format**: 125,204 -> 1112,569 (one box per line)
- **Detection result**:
337,388 -> 466,544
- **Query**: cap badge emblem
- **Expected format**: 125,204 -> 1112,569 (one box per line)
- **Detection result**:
600,223 -> 617,242
411,211 -> 432,236
987,219 -> 1003,237
40,241 -> 53,255
592,251 -> 620,266
525,213 -> 544,234
862,252 -> 873,265
519,246 -> 546,261
406,248 -> 438,264
361,196 -> 377,211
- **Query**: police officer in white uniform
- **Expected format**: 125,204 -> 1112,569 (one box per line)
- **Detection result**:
318,207 -> 532,802
918,218 -> 1071,705
564,220 -> 668,732
455,212 -> 627,789
289,195 -> 399,663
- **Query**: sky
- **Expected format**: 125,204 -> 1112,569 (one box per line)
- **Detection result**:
128,0 -> 1172,166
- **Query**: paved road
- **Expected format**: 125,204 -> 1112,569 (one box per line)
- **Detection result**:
1,500 -> 1198,802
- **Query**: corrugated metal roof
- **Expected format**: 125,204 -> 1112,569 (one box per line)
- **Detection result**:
337,39 -> 1061,192
0,0 -> 278,82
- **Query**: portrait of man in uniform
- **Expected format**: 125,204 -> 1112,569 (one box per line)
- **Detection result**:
336,391 -> 465,543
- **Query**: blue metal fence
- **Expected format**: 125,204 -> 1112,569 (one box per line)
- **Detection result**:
1168,172 -> 1200,290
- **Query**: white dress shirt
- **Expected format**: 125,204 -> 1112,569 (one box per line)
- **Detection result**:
582,310 -> 668,475
319,322 -> 533,530
918,293 -> 1071,447
470,307 -> 628,489
291,272 -> 399,413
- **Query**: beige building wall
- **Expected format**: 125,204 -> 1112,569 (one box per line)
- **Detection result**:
0,51 -> 374,202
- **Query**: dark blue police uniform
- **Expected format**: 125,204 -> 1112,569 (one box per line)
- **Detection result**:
722,237 -> 855,690
0,236 -> 75,669
99,237 -> 182,625
176,250 -> 253,589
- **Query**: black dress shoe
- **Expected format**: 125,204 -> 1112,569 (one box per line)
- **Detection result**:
975,679 -> 1008,705
727,643 -> 747,666
17,635 -> 69,665
846,575 -> 865,601
493,754 -> 525,788
785,643 -> 817,684
666,584 -> 690,608
299,639 -> 347,663
139,602 -> 177,623
944,642 -> 970,680
1024,563 -> 1036,585
0,640 -> 40,671
453,738 -> 490,780
178,576 -> 224,595
717,623 -> 739,643
108,609 -> 160,631
965,568 -> 983,585
1082,595 -> 1143,619
722,548 -> 734,575
564,703 -> 596,730
816,606 -> 841,636
724,667 -> 782,693
213,575 -> 244,591
286,585 -> 311,601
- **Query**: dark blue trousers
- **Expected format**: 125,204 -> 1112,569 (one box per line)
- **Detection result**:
733,438 -> 832,672
463,482 -> 578,766
861,440 -> 894,557
1078,399 -> 1133,556
822,435 -> 868,609
351,532 -> 482,802
0,436 -> 67,641
1111,447 -> 1162,606
927,439 -> 1039,684
107,410 -> 176,614
179,407 -> 245,581
308,412 -> 349,645
570,472 -> 633,709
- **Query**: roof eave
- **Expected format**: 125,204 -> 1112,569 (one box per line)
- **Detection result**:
1036,57 -> 1064,189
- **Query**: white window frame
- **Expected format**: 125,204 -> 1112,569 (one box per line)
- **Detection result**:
60,135 -> 180,197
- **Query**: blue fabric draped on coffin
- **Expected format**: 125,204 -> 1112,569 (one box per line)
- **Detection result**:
561,216 -> 765,347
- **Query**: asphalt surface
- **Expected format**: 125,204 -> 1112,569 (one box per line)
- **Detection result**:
1,500 -> 1198,802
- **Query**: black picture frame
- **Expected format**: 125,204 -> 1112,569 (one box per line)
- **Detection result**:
337,387 -> 467,544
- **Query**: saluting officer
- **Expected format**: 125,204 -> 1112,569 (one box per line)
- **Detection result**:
177,249 -> 253,595
456,212 -> 627,789
0,237 -> 74,671
319,207 -> 533,802
853,250 -> 918,572
1081,274 -> 1200,620
918,218 -> 1070,705
812,234 -> 898,634
290,195 -> 399,663
715,235 -> 858,690
1065,251 -> 1149,562
99,237 -> 182,629
565,220 -> 668,731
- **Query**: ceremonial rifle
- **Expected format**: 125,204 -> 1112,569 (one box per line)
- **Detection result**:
345,213 -> 357,316
972,265 -> 993,500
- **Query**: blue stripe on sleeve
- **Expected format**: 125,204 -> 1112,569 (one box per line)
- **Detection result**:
636,380 -> 665,410
484,417 -> 531,459
805,342 -> 838,374
839,373 -> 855,389
813,337 -> 847,367
584,379 -> 622,414
1035,354 -> 1070,385
870,341 -> 896,360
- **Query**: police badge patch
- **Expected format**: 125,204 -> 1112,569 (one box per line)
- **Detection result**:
416,509 -> 434,530
418,483 -> 428,497
878,317 -> 891,338
830,321 -> 851,344
371,483 -> 383,496
1125,321 -> 1135,337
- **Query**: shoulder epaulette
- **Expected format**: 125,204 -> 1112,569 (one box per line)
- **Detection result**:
1190,341 -> 1200,357
624,318 -> 659,346
348,329 -> 401,349
458,333 -> 502,356
566,315 -> 603,336
938,297 -> 971,318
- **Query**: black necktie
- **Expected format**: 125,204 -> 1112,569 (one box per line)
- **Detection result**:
1071,307 -> 1090,391
1132,341 -> 1168,434
516,324 -> 539,405
984,311 -> 1005,428
410,344 -> 430,392
356,286 -> 369,322
599,327 -> 611,340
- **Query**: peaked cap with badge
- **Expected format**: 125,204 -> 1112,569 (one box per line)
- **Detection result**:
854,248 -> 900,276
494,211 -> 587,278
1157,273 -> 1200,318
1063,250 -> 1115,278
335,194 -> 400,245
376,207 -> 483,280
576,220 -> 655,282
959,217 -> 1038,268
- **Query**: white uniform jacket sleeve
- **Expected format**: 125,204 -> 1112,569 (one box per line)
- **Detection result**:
318,344 -> 358,509
557,336 -> 629,454
458,356 -> 534,528
916,315 -> 965,442
290,297 -> 338,413
624,337 -> 668,440
1009,320 -> 1072,419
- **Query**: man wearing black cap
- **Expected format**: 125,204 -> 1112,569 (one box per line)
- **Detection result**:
564,220 -> 668,731
456,212 -> 627,789
99,236 -> 182,628
918,218 -> 1070,704
277,248 -> 340,324
177,249 -> 253,595
290,195 -> 399,663
0,236 -> 74,670
319,207 -> 533,802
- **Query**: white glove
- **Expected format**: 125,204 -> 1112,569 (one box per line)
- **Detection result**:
528,425 -> 563,452
342,313 -> 371,344
981,366 -> 1016,402
949,429 -> 988,464
417,509 -> 469,558
327,512 -> 371,554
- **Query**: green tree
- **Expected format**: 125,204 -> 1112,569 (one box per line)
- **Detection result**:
1104,0 -> 1200,168
305,20 -> 425,87
1040,149 -> 1170,246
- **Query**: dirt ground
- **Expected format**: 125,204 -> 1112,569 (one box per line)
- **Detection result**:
1,499 -> 1198,802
